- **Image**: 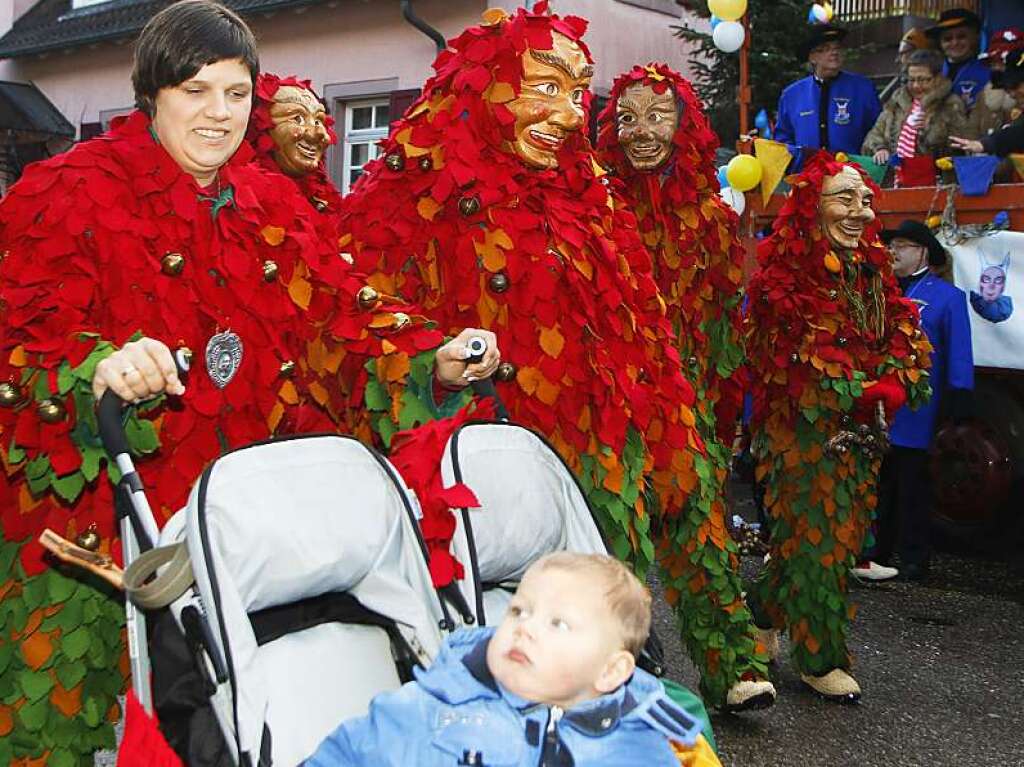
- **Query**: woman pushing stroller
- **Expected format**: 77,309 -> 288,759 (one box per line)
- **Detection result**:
0,1 -> 498,760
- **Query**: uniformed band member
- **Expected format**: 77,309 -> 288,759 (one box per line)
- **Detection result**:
873,221 -> 974,581
926,8 -> 991,111
774,23 -> 881,161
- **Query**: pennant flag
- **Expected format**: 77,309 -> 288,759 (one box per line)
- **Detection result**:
845,153 -> 889,185
896,154 -> 936,187
952,155 -> 1001,196
1008,153 -> 1024,183
754,138 -> 793,205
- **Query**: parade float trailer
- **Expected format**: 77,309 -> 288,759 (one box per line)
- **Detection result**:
752,182 -> 1024,550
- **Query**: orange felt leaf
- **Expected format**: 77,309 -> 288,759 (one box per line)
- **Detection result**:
486,81 -> 516,103
539,325 -> 565,358
8,345 -> 26,367
261,225 -> 286,246
267,402 -> 284,434
417,196 -> 442,221
0,704 -> 12,737
679,405 -> 696,428
50,680 -> 82,718
824,252 -> 842,273
287,275 -> 312,310
20,630 -> 53,669
18,609 -> 43,640
805,635 -> 821,654
278,380 -> 299,406
602,461 -> 625,494
664,586 -> 680,606
380,352 -> 411,383
307,381 -> 329,408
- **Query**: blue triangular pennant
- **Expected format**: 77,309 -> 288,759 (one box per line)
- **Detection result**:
952,155 -> 1001,196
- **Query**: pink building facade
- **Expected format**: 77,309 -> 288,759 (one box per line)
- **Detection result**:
0,0 -> 703,191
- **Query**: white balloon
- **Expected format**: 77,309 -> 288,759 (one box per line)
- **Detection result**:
713,21 -> 746,53
719,186 -> 746,215
811,4 -> 830,22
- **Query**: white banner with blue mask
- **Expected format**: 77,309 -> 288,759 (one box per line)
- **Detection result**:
945,230 -> 1024,370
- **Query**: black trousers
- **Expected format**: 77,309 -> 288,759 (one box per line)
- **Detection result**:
871,446 -> 932,568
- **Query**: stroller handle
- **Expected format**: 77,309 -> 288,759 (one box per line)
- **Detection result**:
97,348 -> 192,459
465,336 -> 509,421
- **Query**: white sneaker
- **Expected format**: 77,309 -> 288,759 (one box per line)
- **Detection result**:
850,560 -> 898,581
724,678 -> 777,712
801,669 -> 861,702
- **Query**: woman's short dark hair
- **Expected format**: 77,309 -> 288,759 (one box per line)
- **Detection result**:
132,0 -> 259,115
906,49 -> 944,76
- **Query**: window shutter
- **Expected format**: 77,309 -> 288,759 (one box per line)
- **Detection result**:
388,89 -> 421,124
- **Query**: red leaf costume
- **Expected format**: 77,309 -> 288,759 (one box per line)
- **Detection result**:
596,64 -> 768,704
0,110 -> 440,760
339,4 -> 706,578
745,152 -> 931,676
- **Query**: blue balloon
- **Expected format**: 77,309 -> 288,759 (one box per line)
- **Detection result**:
710,14 -> 722,30
717,166 -> 730,188
994,211 -> 1010,228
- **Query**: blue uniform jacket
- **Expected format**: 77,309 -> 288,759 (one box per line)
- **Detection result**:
305,627 -> 702,766
774,71 -> 881,161
891,273 -> 974,449
943,58 -> 990,112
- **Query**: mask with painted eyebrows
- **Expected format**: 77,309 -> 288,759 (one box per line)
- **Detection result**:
268,85 -> 331,177
616,83 -> 679,171
505,32 -> 594,169
818,166 -> 876,250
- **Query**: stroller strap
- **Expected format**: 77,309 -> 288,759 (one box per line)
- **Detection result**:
124,542 -> 195,610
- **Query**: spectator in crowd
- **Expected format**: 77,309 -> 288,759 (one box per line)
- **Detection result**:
952,50 -> 1024,157
858,221 -> 973,583
926,8 -> 990,111
774,24 -> 881,158
897,27 -> 932,79
966,29 -> 1024,141
862,49 -> 968,172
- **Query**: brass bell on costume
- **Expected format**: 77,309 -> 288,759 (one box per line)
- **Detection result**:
790,353 -> 799,363
37,398 -> 66,424
828,289 -> 839,300
357,285 -> 380,310
837,337 -> 848,347
311,196 -> 328,212
495,362 -> 517,382
263,260 -> 279,282
392,312 -> 411,329
161,252 -> 185,276
76,525 -> 101,552
279,360 -> 296,378
0,382 -> 23,407
419,157 -> 432,171
385,153 -> 404,172
488,272 -> 510,294
458,195 -> 481,217
688,356 -> 698,367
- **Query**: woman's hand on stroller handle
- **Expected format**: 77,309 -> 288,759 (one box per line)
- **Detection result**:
435,328 -> 501,388
92,337 -> 186,403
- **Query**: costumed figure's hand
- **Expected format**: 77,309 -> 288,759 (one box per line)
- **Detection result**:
872,149 -> 891,165
38,528 -> 124,590
949,136 -> 984,155
434,329 -> 501,389
92,337 -> 185,403
859,375 -> 907,419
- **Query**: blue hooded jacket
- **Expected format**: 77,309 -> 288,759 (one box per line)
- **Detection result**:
944,58 -> 990,111
305,627 -> 702,766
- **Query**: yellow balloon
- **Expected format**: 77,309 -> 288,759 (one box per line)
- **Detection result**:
708,0 -> 748,22
726,154 -> 762,192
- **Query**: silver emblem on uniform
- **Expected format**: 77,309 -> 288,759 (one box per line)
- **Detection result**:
205,330 -> 243,389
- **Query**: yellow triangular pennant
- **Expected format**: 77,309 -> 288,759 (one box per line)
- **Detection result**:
754,138 -> 793,207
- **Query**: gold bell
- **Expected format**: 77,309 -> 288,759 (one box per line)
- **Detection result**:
908,354 -> 917,364
279,360 -> 296,378
262,260 -> 279,282
37,398 -> 66,424
311,196 -> 328,213
419,157 -> 432,172
357,285 -> 380,310
494,362 -> 517,382
0,382 -> 24,408
837,337 -> 848,347
76,525 -> 101,552
488,272 -> 510,294
688,356 -> 698,367
385,153 -> 405,172
828,289 -> 838,300
392,312 -> 411,329
161,252 -> 185,276
458,195 -> 481,217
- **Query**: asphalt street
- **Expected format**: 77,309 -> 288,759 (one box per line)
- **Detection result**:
651,491 -> 1024,767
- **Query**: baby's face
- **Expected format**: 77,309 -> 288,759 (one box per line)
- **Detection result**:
487,567 -> 627,710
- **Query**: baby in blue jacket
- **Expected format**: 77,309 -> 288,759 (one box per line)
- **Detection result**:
306,552 -> 708,766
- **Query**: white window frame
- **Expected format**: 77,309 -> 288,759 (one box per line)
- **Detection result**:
340,97 -> 390,194
71,0 -> 110,10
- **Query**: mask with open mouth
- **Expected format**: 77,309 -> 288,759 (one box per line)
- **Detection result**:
615,82 -> 678,171
505,32 -> 593,169
268,84 -> 331,177
819,166 -> 876,251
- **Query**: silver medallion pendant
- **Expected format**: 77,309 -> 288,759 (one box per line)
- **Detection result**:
205,330 -> 243,389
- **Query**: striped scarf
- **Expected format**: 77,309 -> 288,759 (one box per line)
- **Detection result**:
896,98 -> 924,159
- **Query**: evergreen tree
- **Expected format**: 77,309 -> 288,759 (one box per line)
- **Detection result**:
673,0 -> 810,145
